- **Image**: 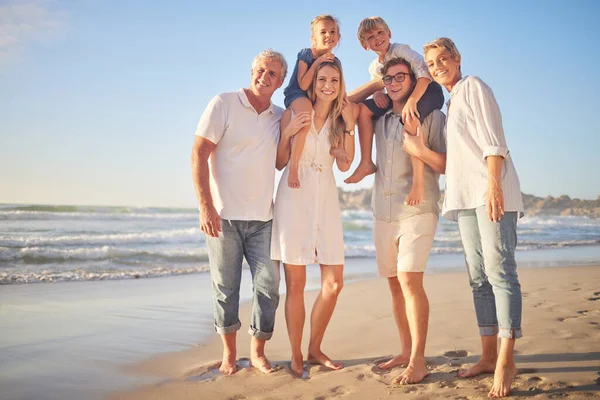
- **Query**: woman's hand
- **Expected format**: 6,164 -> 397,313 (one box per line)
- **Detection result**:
373,90 -> 389,109
486,178 -> 505,222
283,111 -> 311,140
402,125 -> 426,158
341,98 -> 355,126
402,97 -> 420,123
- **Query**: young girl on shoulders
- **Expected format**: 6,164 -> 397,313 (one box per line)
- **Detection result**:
283,14 -> 348,188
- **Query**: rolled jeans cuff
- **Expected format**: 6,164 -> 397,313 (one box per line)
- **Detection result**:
498,328 -> 523,339
215,320 -> 241,335
248,325 -> 273,340
479,325 -> 522,339
478,325 -> 499,336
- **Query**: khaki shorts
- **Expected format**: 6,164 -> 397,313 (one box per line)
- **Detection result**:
374,213 -> 438,277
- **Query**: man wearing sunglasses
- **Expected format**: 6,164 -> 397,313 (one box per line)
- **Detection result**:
371,57 -> 447,385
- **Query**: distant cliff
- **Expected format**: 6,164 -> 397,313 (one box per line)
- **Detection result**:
338,189 -> 600,218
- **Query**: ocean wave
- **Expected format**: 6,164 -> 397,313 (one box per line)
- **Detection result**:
1,246 -> 209,264
0,206 -> 197,221
0,204 -> 196,214
0,227 -> 201,247
342,220 -> 373,231
0,265 -> 211,285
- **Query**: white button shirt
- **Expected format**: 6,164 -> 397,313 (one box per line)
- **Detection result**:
195,89 -> 283,221
442,76 -> 524,221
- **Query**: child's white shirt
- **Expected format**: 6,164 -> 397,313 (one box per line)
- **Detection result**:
368,42 -> 432,81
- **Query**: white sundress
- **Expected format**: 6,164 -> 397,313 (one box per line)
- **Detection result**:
271,115 -> 345,265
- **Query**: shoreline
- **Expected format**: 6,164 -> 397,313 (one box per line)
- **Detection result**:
1,258 -> 599,400
111,265 -> 600,400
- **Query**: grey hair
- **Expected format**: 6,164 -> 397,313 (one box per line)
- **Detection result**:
252,49 -> 288,79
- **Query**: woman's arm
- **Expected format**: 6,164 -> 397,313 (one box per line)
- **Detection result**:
276,109 -> 311,170
402,111 -> 446,174
402,127 -> 446,174
298,53 -> 335,91
335,101 -> 358,172
486,156 -> 504,222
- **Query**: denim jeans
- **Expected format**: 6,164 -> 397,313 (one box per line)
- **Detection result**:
457,206 -> 522,339
205,219 -> 280,340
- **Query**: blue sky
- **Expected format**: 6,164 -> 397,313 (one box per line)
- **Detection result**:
1,0 -> 599,207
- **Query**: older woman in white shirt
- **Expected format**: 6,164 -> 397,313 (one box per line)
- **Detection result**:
417,37 -> 524,398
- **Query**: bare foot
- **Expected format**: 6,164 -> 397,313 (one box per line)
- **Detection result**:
488,361 -> 517,398
250,354 -> 275,374
288,167 -> 300,189
219,353 -> 237,375
393,363 -> 429,385
290,354 -> 304,377
344,161 -> 376,184
377,353 -> 410,370
307,350 -> 343,370
330,147 -> 349,164
404,183 -> 424,206
458,358 -> 496,378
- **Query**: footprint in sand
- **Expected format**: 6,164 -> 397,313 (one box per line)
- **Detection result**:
356,372 -> 375,382
443,350 -> 468,358
519,368 -> 538,374
187,364 -> 222,382
588,297 -> 600,302
314,385 -> 353,400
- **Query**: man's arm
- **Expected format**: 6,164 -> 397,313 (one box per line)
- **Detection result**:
191,136 -> 220,237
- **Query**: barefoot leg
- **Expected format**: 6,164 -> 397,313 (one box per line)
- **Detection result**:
404,156 -> 424,206
488,338 -> 517,398
284,263 -> 306,377
378,278 -> 411,370
345,104 -> 376,184
458,335 -> 498,378
219,332 -> 238,375
250,337 -> 274,374
307,264 -> 344,370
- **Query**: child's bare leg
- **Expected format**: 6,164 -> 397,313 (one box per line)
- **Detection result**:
403,116 -> 424,206
405,155 -> 425,206
344,103 -> 376,184
288,97 -> 312,188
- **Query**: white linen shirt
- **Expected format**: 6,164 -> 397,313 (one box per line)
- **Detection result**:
442,76 -> 524,221
369,43 -> 432,81
195,89 -> 283,221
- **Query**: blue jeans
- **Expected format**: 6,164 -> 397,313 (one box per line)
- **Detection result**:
457,207 -> 522,339
205,219 -> 280,340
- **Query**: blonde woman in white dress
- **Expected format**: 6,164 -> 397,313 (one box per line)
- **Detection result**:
271,59 -> 358,377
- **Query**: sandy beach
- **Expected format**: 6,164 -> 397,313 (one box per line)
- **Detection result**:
110,265 -> 600,400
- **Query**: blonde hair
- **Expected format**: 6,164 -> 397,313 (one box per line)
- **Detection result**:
310,14 -> 340,35
252,49 -> 288,79
307,59 -> 346,149
423,37 -> 461,63
357,16 -> 390,47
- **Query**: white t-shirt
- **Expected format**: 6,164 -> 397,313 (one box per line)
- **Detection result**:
369,42 -> 432,81
195,89 -> 284,221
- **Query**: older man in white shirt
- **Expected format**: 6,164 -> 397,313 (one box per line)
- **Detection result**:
191,49 -> 287,376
